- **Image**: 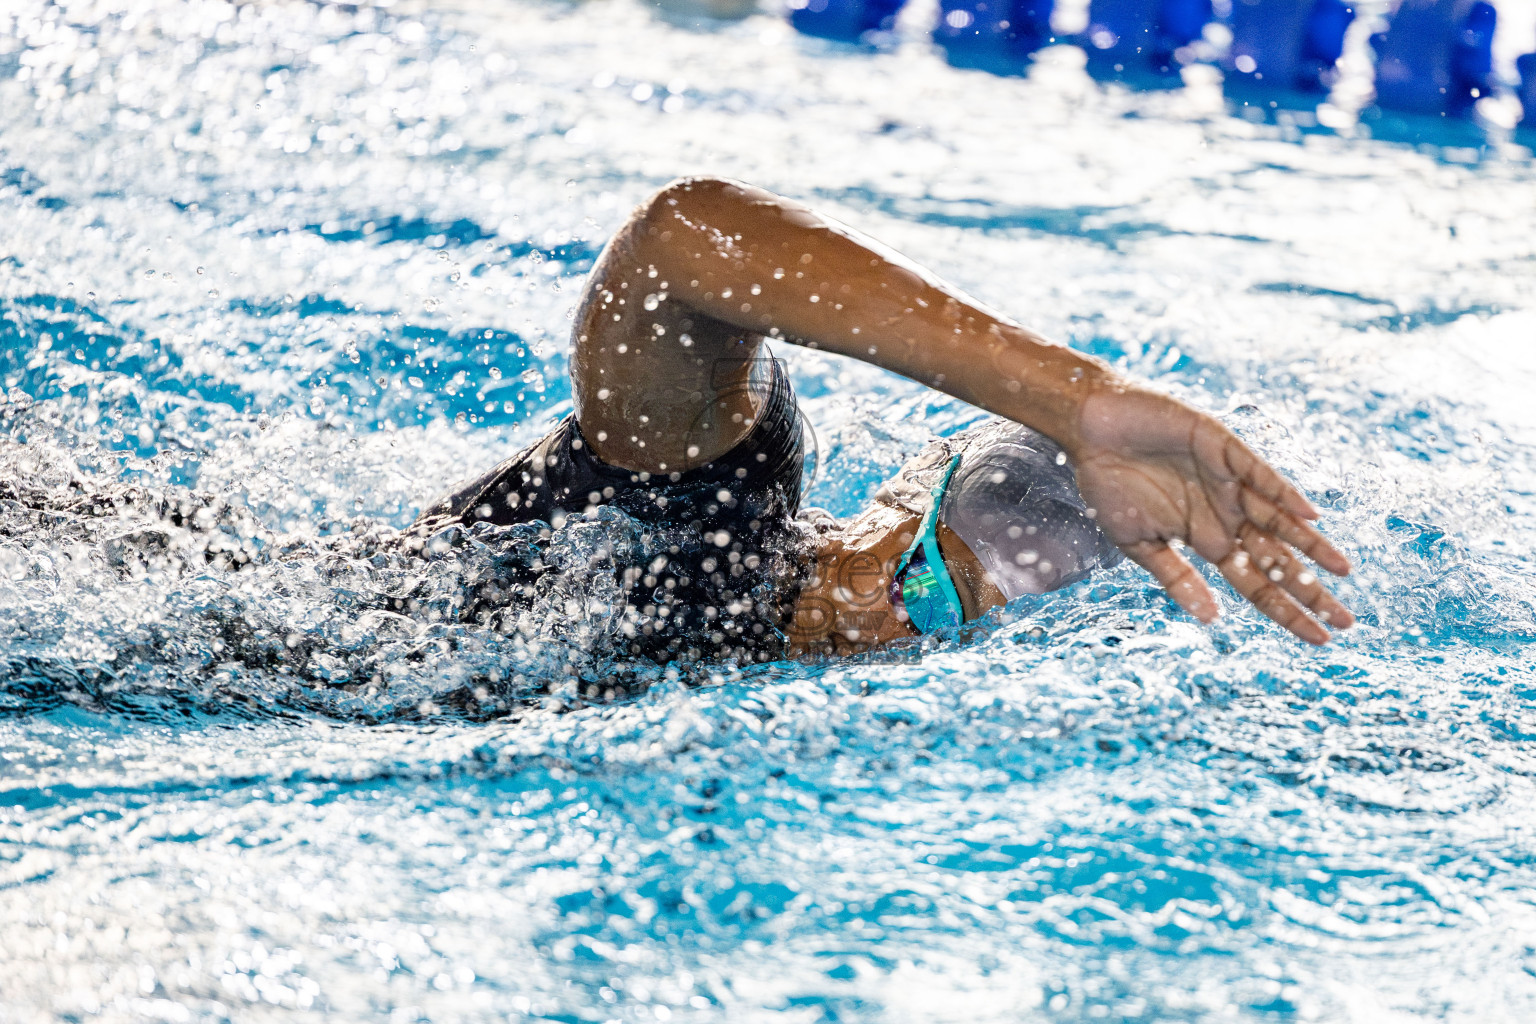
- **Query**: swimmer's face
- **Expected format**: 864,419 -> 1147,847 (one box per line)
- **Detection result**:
784,501 -> 1007,658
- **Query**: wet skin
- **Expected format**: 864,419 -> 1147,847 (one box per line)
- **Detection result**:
566,175 -> 1355,650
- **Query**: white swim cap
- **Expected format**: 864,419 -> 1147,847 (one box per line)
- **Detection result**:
877,420 -> 1121,600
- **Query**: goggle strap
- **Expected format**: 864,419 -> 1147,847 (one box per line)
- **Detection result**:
920,528 -> 966,628
894,454 -> 966,629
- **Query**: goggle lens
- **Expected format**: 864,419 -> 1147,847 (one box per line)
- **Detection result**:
898,551 -> 963,634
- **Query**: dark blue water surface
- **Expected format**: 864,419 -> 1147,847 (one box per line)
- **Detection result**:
3,1 -> 1536,1021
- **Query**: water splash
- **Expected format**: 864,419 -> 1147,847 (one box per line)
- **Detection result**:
3,0 -> 1536,1021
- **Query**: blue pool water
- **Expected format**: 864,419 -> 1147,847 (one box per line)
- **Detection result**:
4,1 -> 1536,1020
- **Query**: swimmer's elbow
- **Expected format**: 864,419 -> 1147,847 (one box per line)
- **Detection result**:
639,174 -> 738,211
631,175 -> 764,238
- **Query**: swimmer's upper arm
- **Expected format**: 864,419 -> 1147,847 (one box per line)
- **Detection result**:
571,175 -> 1112,473
570,181 -> 773,476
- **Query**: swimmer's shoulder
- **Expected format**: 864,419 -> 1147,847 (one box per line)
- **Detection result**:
407,423 -> 571,535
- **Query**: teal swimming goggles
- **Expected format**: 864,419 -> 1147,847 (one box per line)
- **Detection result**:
889,454 -> 966,634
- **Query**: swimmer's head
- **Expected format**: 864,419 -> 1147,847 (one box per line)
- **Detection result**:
876,420 -> 1122,601
792,419 -> 1123,654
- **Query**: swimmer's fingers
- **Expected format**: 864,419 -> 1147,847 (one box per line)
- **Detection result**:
1215,539 -> 1331,646
1218,432 -> 1319,522
1237,525 -> 1355,632
1125,540 -> 1219,624
1239,488 -> 1351,577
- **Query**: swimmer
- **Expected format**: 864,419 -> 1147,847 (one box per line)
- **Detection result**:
410,177 -> 1353,661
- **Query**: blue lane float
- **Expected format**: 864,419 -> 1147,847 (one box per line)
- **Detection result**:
1160,0 -> 1215,59
1301,0 -> 1355,77
1225,0 -> 1354,91
788,0 -> 907,42
1448,1 -> 1497,112
1083,0 -> 1213,77
1083,0 -> 1157,68
1371,0 -> 1496,115
933,0 -> 1055,73
783,0 -> 1515,133
1520,53 -> 1536,129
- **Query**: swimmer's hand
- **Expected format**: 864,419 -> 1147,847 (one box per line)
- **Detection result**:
1070,382 -> 1353,645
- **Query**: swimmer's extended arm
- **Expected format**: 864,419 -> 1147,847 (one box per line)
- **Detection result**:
572,176 -> 1352,644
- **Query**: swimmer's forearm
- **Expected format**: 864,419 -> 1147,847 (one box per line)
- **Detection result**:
636,177 -> 1120,450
